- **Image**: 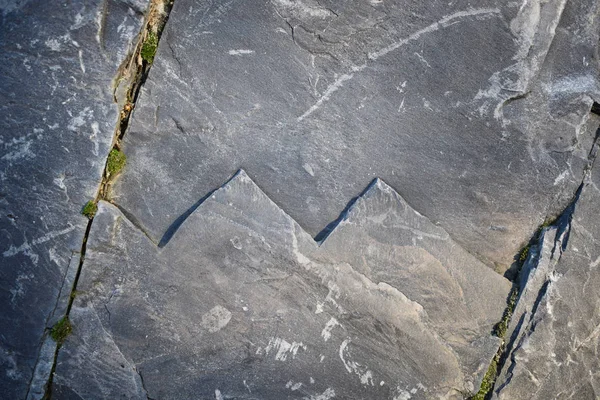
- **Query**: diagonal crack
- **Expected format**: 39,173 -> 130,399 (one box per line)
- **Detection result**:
37,1 -> 176,398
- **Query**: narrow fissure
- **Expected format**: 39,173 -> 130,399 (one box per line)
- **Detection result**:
470,121 -> 600,400
39,1 -> 175,398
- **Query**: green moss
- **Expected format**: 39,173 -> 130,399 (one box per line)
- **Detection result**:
471,288 -> 519,399
140,32 -> 158,63
82,200 -> 97,219
519,245 -> 530,262
541,216 -> 558,228
50,317 -> 72,345
70,290 -> 82,300
107,149 -> 126,177
472,354 -> 499,400
494,288 -> 519,338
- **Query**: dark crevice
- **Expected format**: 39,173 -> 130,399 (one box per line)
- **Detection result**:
111,202 -> 158,245
42,218 -> 93,399
137,368 -> 154,400
157,174 -> 380,249
314,178 -> 378,243
472,125 -> 600,399
158,169 -> 242,247
40,1 -> 176,398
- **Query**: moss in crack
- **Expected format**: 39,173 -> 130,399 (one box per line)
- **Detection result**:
472,353 -> 499,400
81,200 -> 97,219
107,149 -> 127,178
69,290 -> 83,301
141,31 -> 158,63
518,245 -> 530,262
471,287 -> 519,400
50,317 -> 72,345
493,288 -> 519,339
541,215 -> 558,228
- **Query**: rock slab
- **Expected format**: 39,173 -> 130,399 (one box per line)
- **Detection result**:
116,0 -> 600,271
493,151 -> 600,399
53,171 -> 511,399
0,1 -> 147,397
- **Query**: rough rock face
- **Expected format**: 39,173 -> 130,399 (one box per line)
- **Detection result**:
115,0 -> 600,271
0,1 -> 148,397
53,171 -> 511,399
492,151 -> 600,399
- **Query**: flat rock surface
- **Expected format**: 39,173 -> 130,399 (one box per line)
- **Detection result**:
53,171 -> 511,399
493,153 -> 600,399
115,0 -> 600,270
0,1 -> 147,397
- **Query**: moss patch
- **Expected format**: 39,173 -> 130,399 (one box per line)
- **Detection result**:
471,287 -> 519,399
518,245 -> 530,262
493,288 -> 519,339
82,200 -> 97,219
107,149 -> 127,177
472,354 -> 499,400
140,32 -> 158,64
50,317 -> 72,345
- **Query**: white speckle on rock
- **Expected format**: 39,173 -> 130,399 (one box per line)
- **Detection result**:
201,305 -> 232,333
303,387 -> 336,400
303,163 -> 315,176
230,236 -> 242,250
393,388 -> 412,400
321,317 -> 340,341
315,302 -> 324,314
44,38 -> 62,51
286,380 -> 303,391
265,337 -> 306,361
228,49 -> 255,55
67,107 -> 93,132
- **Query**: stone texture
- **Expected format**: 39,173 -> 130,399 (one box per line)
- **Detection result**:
115,0 -> 600,271
53,171 -> 511,399
0,1 -> 148,397
493,151 -> 600,399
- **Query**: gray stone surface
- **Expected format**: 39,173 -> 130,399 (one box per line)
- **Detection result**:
54,171 -> 511,399
493,153 -> 600,399
115,0 -> 600,271
0,1 -> 147,397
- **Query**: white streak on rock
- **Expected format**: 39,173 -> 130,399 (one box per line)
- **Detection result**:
3,226 -> 77,262
303,388 -> 336,400
272,0 -> 335,19
78,50 -> 86,73
298,73 -> 354,121
228,49 -> 255,55
553,170 -> 569,186
265,337 -> 307,361
339,339 -> 374,386
298,8 -> 500,121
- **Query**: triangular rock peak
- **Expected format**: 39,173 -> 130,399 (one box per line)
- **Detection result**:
54,171 -> 511,399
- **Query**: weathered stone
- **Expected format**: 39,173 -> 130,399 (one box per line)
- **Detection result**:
0,1 -> 147,397
115,0 -> 600,272
493,152 -> 600,399
54,171 -> 511,399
